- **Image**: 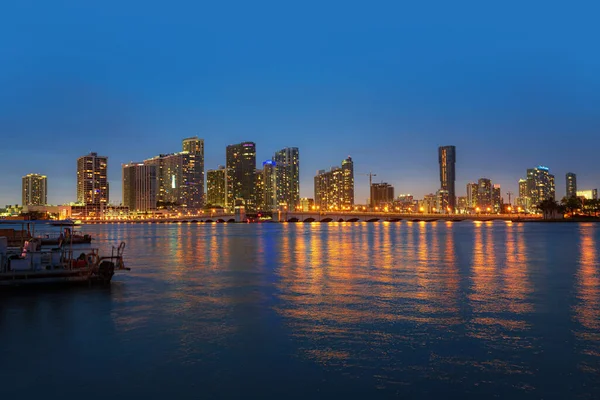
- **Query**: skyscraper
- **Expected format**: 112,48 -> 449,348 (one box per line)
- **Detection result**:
438,146 -> 456,211
477,178 -> 493,209
517,178 -> 530,211
314,157 -> 355,210
492,184 -> 502,213
262,160 -> 278,211
144,137 -> 205,209
566,172 -> 577,199
341,156 -> 354,208
226,142 -> 257,210
273,147 -> 300,209
77,152 -> 109,205
122,163 -> 158,212
206,166 -> 227,207
181,136 -> 205,208
526,166 -> 555,209
254,169 -> 265,211
22,173 -> 47,206
466,182 -> 478,209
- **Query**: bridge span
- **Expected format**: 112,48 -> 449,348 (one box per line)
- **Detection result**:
83,212 -> 539,224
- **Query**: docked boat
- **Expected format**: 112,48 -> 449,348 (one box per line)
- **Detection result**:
0,235 -> 129,287
0,220 -> 93,247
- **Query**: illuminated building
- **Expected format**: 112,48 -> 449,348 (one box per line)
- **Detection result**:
262,160 -> 278,211
341,156 -> 354,207
438,146 -> 456,211
419,193 -> 437,213
516,178 -> 530,210
477,178 -> 493,209
436,189 -> 450,212
370,183 -> 394,207
566,173 -> 577,198
273,147 -> 300,209
253,168 -> 265,211
577,189 -> 598,200
492,184 -> 502,213
314,157 -> 354,211
466,182 -> 478,209
526,166 -> 555,210
456,196 -> 468,212
206,166 -> 227,207
226,142 -> 257,210
144,137 -> 205,209
122,163 -> 157,212
397,194 -> 413,204
299,198 -> 314,211
77,152 -> 109,205
22,173 -> 47,206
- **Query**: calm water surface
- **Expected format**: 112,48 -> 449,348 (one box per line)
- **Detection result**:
1,221 -> 599,399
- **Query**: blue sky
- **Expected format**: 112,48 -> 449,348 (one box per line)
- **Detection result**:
1,1 -> 599,206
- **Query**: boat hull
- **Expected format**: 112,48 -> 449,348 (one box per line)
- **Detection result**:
0,269 -> 112,287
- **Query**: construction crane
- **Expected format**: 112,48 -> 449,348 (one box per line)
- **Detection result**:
358,172 -> 377,208
506,191 -> 513,206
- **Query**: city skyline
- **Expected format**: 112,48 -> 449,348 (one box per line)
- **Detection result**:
1,3 -> 600,205
1,140 -> 599,207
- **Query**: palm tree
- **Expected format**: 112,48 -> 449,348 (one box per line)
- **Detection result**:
561,196 -> 582,217
536,198 -> 563,219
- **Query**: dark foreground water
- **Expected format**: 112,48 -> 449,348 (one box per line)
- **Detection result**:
1,221 -> 599,399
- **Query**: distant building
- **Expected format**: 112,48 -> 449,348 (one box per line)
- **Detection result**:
456,196 -> 468,212
144,137 -> 204,209
207,166 -> 227,207
419,193 -> 437,213
436,189 -> 450,212
273,147 -> 300,209
254,169 -> 265,211
371,183 -> 394,207
477,178 -> 493,210
314,157 -> 354,211
77,152 -> 109,205
226,142 -> 257,210
466,182 -> 478,209
526,166 -> 555,210
397,194 -> 413,204
122,162 -> 158,212
516,178 -> 530,211
438,146 -> 456,211
262,160 -> 278,211
299,198 -> 314,212
566,173 -> 577,199
22,173 -> 47,206
577,189 -> 598,200
492,184 -> 502,213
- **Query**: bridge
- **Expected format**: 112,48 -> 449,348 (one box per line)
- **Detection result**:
84,211 -> 539,224
273,211 -> 540,223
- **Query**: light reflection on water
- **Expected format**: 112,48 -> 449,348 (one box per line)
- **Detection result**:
0,221 -> 598,399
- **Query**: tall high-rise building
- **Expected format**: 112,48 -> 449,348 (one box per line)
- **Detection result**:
466,182 -> 478,209
181,136 -> 205,208
22,173 -> 47,206
273,147 -> 300,209
566,172 -> 577,199
341,156 -> 354,207
477,178 -> 493,209
144,137 -> 205,209
262,160 -> 278,211
206,166 -> 227,207
314,157 -> 355,210
371,183 -> 394,207
77,152 -> 109,205
526,166 -> 555,209
226,142 -> 257,210
122,163 -> 157,212
517,178 -> 530,210
438,146 -> 456,211
492,184 -> 502,213
254,169 -> 265,211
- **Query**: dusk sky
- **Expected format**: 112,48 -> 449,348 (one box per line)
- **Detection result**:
1,1 -> 599,206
